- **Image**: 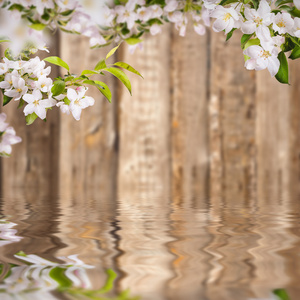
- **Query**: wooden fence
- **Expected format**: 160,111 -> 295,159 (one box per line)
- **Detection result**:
1,24 -> 300,202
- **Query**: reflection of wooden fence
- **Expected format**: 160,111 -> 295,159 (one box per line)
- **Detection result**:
1,24 -> 300,200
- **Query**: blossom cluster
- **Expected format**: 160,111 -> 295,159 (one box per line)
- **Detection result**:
2,0 -> 300,80
0,55 -> 95,123
0,0 -> 210,52
208,0 -> 300,81
0,113 -> 21,156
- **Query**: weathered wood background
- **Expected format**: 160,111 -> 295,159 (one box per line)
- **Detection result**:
1,25 -> 300,201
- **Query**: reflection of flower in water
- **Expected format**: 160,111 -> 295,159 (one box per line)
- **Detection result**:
0,221 -> 138,300
0,253 -> 95,299
0,220 -> 22,247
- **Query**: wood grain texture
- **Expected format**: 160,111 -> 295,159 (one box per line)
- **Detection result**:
255,60 -> 300,201
59,33 -> 117,201
117,26 -> 172,201
1,36 -> 60,201
170,24 -> 209,203
209,31 -> 257,203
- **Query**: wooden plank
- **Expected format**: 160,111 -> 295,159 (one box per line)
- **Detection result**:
255,69 -> 297,201
209,30 -> 256,203
117,26 -> 172,200
285,59 -> 300,198
1,36 -> 60,201
170,24 -> 209,203
59,33 -> 117,201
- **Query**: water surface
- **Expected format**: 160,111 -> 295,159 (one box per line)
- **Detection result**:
0,193 -> 300,300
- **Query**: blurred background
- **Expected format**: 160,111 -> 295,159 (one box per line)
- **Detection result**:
1,23 -> 300,202
1,23 -> 300,300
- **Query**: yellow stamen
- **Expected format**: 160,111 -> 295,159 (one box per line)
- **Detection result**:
277,20 -> 286,28
223,13 -> 231,22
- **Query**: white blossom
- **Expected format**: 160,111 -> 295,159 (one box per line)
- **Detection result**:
244,44 -> 280,77
241,0 -> 273,38
272,12 -> 294,34
23,89 -> 56,120
211,6 -> 241,34
66,87 -> 95,120
4,76 -> 28,101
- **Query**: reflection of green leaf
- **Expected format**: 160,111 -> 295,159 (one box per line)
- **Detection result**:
50,267 -> 72,290
273,289 -> 291,300
4,252 -> 140,300
98,269 -> 117,294
15,251 -> 27,257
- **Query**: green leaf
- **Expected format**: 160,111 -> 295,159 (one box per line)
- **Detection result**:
51,80 -> 65,96
0,152 -> 11,157
244,38 -> 260,49
44,56 -> 70,71
226,28 -> 236,41
3,95 -> 12,106
18,98 -> 25,108
63,96 -> 71,105
289,35 -> 300,47
29,23 -> 46,31
241,34 -> 253,49
94,80 -> 112,102
25,113 -> 38,125
125,37 -> 143,45
83,79 -> 112,102
289,45 -> 300,59
106,44 -> 121,60
273,289 -> 291,300
113,62 -> 143,78
281,36 -> 296,52
252,0 -> 259,9
60,9 -> 74,16
81,69 -> 99,75
275,51 -> 289,84
4,48 -> 13,60
94,59 -> 107,71
8,4 -> 23,11
219,0 -> 238,5
103,67 -> 132,95
276,0 -> 293,6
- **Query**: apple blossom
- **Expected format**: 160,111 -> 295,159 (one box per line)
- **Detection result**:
4,77 -> 28,101
65,87 -> 95,121
244,45 -> 280,77
211,6 -> 241,34
164,0 -> 178,13
0,113 -> 21,156
150,24 -> 162,36
23,89 -> 56,120
35,75 -> 53,93
241,0 -> 273,37
272,12 -> 294,35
